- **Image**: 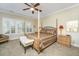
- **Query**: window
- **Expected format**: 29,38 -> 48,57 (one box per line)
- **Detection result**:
16,20 -> 25,33
25,22 -> 33,33
66,20 -> 79,32
3,19 -> 11,34
3,17 -> 33,34
10,20 -> 16,33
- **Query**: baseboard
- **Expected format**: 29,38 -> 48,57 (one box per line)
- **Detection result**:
9,39 -> 19,41
71,43 -> 79,47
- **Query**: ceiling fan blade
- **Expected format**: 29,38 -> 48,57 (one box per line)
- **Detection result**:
31,3 -> 34,5
35,8 -> 42,12
32,11 -> 34,14
34,3 -> 40,7
35,8 -> 38,11
23,8 -> 30,10
24,3 -> 31,7
39,10 -> 42,12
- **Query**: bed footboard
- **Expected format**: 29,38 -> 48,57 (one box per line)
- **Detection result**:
41,35 -> 57,50
33,35 -> 57,53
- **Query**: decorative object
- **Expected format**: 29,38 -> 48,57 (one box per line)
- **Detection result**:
59,25 -> 64,35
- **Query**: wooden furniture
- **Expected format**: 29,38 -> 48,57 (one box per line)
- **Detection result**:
0,34 -> 9,44
57,35 -> 71,47
26,27 -> 57,53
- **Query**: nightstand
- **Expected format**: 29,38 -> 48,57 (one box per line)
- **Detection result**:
57,35 -> 71,47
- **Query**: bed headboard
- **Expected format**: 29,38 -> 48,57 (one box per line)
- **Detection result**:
40,26 -> 57,35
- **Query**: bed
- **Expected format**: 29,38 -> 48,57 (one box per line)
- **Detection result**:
26,26 -> 57,53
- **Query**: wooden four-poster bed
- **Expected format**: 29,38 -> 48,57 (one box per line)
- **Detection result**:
26,26 -> 57,54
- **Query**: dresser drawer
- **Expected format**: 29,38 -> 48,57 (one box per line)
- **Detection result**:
63,39 -> 70,42
57,35 -> 71,47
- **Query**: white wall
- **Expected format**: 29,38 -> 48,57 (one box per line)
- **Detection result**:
67,32 -> 79,47
41,5 -> 79,47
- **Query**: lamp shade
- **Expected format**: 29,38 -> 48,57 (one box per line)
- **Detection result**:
59,25 -> 64,29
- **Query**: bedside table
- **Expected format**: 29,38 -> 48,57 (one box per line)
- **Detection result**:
57,35 -> 71,47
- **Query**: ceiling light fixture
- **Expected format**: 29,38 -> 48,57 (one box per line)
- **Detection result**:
23,3 -> 42,14
30,8 -> 34,11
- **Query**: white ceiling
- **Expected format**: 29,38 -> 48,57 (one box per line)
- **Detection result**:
0,3 -> 77,19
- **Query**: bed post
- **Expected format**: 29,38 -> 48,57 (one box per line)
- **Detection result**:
38,9 -> 40,41
33,10 -> 41,54
33,11 -> 41,54
56,19 -> 58,41
37,10 -> 41,53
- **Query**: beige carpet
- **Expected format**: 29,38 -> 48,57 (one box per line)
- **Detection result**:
0,39 -> 79,56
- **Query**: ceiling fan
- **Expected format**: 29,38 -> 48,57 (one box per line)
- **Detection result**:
23,3 -> 42,14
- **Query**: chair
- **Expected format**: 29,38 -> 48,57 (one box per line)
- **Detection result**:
19,36 -> 34,53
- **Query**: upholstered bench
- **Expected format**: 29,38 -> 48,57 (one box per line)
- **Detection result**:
19,36 -> 34,53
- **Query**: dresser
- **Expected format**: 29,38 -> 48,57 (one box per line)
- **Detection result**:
57,35 -> 71,47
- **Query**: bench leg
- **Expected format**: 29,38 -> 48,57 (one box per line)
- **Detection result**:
31,45 -> 33,49
20,42 -> 21,45
24,47 -> 26,54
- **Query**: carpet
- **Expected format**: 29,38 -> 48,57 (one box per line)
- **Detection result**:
0,39 -> 79,56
